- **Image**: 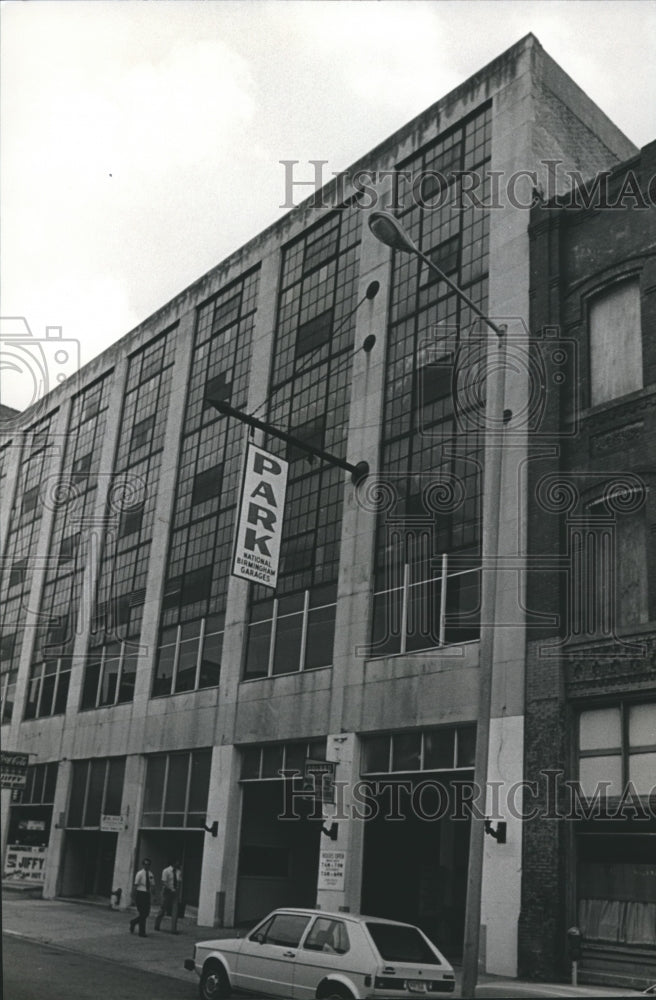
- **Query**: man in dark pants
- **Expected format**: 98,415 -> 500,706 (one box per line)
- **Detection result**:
155,858 -> 182,934
129,858 -> 155,937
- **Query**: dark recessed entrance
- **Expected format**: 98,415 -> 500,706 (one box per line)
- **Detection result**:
360,776 -> 471,961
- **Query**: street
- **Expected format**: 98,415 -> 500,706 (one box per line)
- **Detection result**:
2,934 -> 198,1000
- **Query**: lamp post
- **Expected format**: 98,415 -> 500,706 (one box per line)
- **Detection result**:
368,210 -> 507,999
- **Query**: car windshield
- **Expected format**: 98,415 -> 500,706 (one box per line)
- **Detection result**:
365,922 -> 441,965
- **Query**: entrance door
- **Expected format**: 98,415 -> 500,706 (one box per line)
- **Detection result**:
361,777 -> 470,959
60,831 -> 118,899
137,830 -> 204,909
236,783 -> 321,925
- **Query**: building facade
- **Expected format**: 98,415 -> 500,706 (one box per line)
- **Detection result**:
0,35 -> 641,980
520,141 -> 656,989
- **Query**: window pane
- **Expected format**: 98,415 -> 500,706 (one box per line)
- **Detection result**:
68,762 -> 87,826
579,755 -> 623,797
53,667 -> 70,715
305,604 -> 335,669
84,760 -> 106,826
456,726 -> 476,767
188,751 -> 211,814
241,747 -> 261,779
406,578 -> 441,652
39,673 -> 56,717
371,590 -> 402,656
285,743 -> 306,776
165,755 -> 189,813
261,745 -> 284,778
199,629 -> 222,689
153,643 -> 176,696
32,765 -> 46,805
580,708 -> 622,751
363,736 -> 390,774
424,730 -> 454,770
175,637 -> 199,693
81,659 -> 102,709
628,752 -> 656,794
105,759 -> 125,816
143,757 -> 166,815
272,610 -> 303,675
99,651 -> 120,706
392,733 -> 421,772
44,763 -> 58,804
629,703 -> 656,747
118,651 -> 137,703
244,620 -> 271,679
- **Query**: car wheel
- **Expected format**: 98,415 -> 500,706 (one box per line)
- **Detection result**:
199,961 -> 230,1000
318,987 -> 354,1000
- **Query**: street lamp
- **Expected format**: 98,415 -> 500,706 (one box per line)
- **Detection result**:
368,210 -> 507,999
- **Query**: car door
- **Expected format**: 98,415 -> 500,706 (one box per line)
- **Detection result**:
293,917 -> 354,1000
234,911 -> 311,997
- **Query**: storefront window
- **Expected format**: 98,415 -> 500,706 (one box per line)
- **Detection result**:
4,762 -> 58,885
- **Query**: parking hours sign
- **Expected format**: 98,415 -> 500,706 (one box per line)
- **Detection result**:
232,442 -> 288,590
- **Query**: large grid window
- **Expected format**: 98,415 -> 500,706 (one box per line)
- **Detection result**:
14,762 -> 58,806
66,757 -> 125,828
245,209 -> 361,678
578,702 -> 656,798
25,376 -> 113,719
141,749 -> 211,827
361,725 -> 476,774
240,739 -> 328,780
82,328 -> 177,710
373,105 -> 492,655
152,270 -> 259,697
0,417 -> 58,723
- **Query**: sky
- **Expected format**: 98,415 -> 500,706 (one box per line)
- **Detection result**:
1,0 -> 655,411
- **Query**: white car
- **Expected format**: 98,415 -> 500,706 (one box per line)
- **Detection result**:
184,907 -> 456,999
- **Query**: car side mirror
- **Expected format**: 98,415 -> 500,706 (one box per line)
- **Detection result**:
254,933 -> 265,944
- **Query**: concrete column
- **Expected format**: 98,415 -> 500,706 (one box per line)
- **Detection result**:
315,733 -> 364,915
197,744 -> 242,927
111,754 -> 147,909
0,787 -> 12,873
42,758 -> 71,898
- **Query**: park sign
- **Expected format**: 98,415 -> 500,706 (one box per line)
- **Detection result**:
1,750 -> 30,790
232,442 -> 288,590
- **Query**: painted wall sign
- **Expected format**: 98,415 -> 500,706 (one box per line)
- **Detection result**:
232,442 -> 288,590
318,849 -> 346,891
3,844 -> 46,882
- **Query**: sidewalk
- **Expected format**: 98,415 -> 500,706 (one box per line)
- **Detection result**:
2,891 -> 225,983
1,892 -> 646,997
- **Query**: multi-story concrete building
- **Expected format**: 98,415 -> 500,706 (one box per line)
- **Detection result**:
521,141 -> 656,989
0,35 -> 640,979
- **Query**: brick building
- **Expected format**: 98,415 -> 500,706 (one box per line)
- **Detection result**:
521,142 -> 656,989
0,35 -> 644,983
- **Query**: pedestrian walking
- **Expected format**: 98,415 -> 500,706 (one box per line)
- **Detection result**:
154,858 -> 182,934
129,857 -> 155,937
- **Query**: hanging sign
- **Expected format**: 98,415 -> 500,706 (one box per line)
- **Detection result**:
232,442 -> 288,590
1,751 -> 30,789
